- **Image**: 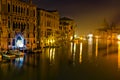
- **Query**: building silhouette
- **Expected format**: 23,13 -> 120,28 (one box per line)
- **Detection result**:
0,0 -> 37,50
0,0 -> 75,50
59,17 -> 75,41
37,8 -> 60,48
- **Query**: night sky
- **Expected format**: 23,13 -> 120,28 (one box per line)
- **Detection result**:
33,0 -> 120,35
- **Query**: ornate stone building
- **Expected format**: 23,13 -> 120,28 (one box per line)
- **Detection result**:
59,17 -> 75,41
0,0 -> 37,50
37,8 -> 60,47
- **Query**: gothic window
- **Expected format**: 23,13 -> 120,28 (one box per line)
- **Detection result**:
13,5 -> 14,12
8,3 -> 10,12
16,6 -> 17,13
33,10 -> 35,16
21,7 -> 23,13
27,8 -> 29,15
8,33 -> 10,38
13,22 -> 15,30
12,39 -> 15,46
8,21 -> 10,28
18,6 -> 20,13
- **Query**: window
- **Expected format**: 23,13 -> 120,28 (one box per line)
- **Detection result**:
47,21 -> 51,27
34,40 -> 35,43
18,6 -> 20,13
21,7 -> 23,13
27,23 -> 29,29
8,21 -> 10,28
28,34 -> 29,38
12,39 -> 15,46
8,3 -> 10,12
8,42 -> 11,45
33,33 -> 35,37
13,22 -> 15,30
33,10 -> 35,16
33,25 -> 35,31
13,5 -> 14,12
27,8 -> 29,15
8,33 -> 10,38
16,6 -> 17,13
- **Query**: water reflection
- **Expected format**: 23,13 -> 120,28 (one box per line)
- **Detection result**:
13,57 -> 24,68
47,48 -> 56,65
0,39 -> 120,80
95,38 -> 98,57
79,42 -> 82,63
118,41 -> 120,70
71,42 -> 76,65
88,37 -> 93,57
50,48 -> 55,64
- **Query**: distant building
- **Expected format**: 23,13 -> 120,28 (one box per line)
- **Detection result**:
37,8 -> 60,47
0,0 -> 37,50
59,17 -> 75,41
95,26 -> 120,39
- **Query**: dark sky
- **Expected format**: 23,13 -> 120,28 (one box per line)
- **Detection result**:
33,0 -> 120,35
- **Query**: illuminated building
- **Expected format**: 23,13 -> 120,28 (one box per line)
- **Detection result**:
37,8 -> 60,47
0,0 -> 37,50
59,17 -> 75,41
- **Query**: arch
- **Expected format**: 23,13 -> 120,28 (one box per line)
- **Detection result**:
12,33 -> 27,50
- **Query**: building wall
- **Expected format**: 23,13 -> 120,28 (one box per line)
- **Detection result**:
59,17 -> 75,41
0,0 -> 37,50
37,9 -> 60,47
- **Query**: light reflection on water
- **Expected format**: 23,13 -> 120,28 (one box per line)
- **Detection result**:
70,42 -> 76,65
95,38 -> 98,57
118,41 -> 120,70
0,39 -> 120,80
79,42 -> 82,63
88,37 -> 93,58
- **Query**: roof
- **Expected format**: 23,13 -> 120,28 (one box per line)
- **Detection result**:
60,17 -> 73,21
37,8 -> 58,12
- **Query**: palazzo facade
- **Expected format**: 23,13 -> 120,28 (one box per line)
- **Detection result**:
0,0 -> 37,50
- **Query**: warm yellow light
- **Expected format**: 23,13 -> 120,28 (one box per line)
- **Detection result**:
88,34 -> 93,38
80,37 -> 83,40
117,35 -> 120,40
70,36 -> 73,40
50,40 -> 52,43
53,39 -> 55,43
95,36 -> 99,39
74,35 -> 77,38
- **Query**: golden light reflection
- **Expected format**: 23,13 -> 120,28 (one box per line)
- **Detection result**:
88,37 -> 93,57
95,38 -> 98,57
71,42 -> 76,65
79,42 -> 82,63
118,41 -> 120,69
49,48 -> 55,64
71,42 -> 76,54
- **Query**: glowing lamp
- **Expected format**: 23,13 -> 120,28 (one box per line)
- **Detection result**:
117,35 -> 120,40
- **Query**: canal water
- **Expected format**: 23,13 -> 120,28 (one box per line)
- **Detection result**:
0,38 -> 120,80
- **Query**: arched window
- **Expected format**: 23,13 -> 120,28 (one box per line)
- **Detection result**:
16,6 -> 17,13
8,3 -> 10,12
13,5 -> 14,12
18,6 -> 20,13
8,21 -> 10,28
13,22 -> 15,30
27,23 -> 29,29
18,23 -> 20,28
27,8 -> 29,15
12,39 -> 15,46
21,7 -> 23,13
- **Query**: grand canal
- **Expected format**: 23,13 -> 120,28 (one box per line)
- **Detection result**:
0,38 -> 120,80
